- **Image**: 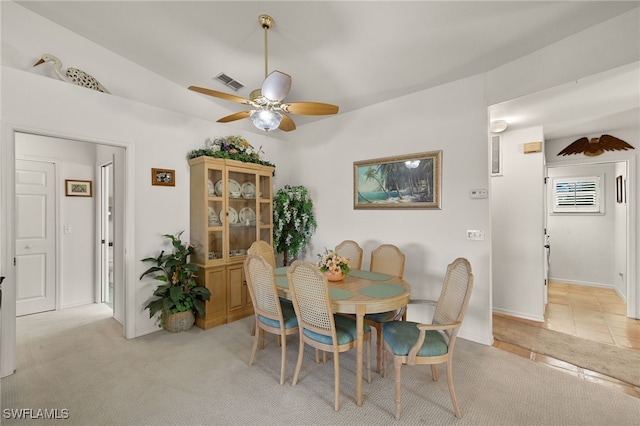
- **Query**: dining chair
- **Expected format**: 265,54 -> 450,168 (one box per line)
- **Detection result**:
366,244 -> 407,373
382,257 -> 474,420
244,254 -> 299,385
287,260 -> 371,411
334,240 -> 363,270
247,240 -> 276,268
247,240 -> 282,336
369,244 -> 405,278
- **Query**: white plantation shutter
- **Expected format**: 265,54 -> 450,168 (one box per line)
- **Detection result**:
552,176 -> 602,213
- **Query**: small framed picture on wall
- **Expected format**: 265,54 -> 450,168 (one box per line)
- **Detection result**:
152,168 -> 175,186
65,179 -> 93,197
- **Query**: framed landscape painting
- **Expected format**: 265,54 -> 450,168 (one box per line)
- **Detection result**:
354,151 -> 441,209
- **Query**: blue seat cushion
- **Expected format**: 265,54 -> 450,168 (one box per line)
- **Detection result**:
258,301 -> 298,329
365,310 -> 396,323
382,321 -> 448,357
303,315 -> 371,346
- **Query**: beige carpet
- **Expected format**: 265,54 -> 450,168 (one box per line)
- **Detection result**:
2,304 -> 640,425
493,314 -> 640,387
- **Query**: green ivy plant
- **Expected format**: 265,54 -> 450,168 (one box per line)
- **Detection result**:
187,135 -> 275,168
273,185 -> 317,266
139,231 -> 211,323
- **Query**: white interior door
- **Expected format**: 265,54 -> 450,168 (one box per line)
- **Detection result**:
100,162 -> 114,307
15,159 -> 56,316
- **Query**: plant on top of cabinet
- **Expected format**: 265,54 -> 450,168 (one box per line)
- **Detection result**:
140,231 -> 211,332
273,185 -> 317,266
187,135 -> 275,168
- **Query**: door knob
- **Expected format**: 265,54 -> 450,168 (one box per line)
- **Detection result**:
25,244 -> 32,249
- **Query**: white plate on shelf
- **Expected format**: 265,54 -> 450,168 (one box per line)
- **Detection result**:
214,179 -> 243,198
208,207 -> 221,226
241,182 -> 256,199
214,180 -> 223,196
208,180 -> 215,196
238,207 -> 256,225
228,179 -> 242,198
220,207 -> 238,225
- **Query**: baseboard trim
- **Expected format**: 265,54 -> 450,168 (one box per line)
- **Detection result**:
492,307 -> 544,322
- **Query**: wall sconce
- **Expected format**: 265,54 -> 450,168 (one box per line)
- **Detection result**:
490,120 -> 508,133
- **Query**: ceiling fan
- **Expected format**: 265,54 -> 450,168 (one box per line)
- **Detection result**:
189,14 -> 339,132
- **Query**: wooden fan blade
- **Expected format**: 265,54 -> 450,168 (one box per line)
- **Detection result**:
262,70 -> 291,101
217,111 -> 251,123
188,86 -> 250,104
282,102 -> 339,116
278,114 -> 296,132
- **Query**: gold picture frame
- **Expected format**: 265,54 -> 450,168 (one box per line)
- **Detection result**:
65,179 -> 93,197
152,168 -> 175,186
354,151 -> 442,209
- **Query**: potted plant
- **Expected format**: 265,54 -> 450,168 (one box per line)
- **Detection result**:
273,185 -> 317,266
139,231 -> 211,332
317,248 -> 351,281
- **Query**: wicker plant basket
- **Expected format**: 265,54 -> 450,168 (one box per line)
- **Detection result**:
163,310 -> 195,333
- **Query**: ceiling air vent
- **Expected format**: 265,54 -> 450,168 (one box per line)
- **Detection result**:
214,73 -> 245,91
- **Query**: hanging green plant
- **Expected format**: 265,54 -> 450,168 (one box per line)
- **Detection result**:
273,185 -> 317,266
187,135 -> 275,168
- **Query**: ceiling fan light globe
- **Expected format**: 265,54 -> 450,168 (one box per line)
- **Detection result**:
250,109 -> 282,131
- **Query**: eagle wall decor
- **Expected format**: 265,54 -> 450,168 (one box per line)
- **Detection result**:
558,134 -> 634,156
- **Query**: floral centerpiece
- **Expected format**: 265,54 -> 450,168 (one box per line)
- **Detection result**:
273,185 -> 316,266
187,135 -> 275,168
317,248 -> 350,281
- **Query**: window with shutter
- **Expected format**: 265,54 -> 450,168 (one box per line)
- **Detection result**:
551,176 -> 602,213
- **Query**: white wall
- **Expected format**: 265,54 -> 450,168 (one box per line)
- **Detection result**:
285,75 -> 493,344
491,127 -> 546,321
546,163 -> 617,289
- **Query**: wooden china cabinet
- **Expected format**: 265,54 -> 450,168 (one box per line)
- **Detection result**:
189,156 -> 274,329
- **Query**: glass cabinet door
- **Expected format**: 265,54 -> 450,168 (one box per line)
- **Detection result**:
258,174 -> 273,244
226,168 -> 257,259
207,167 -> 223,261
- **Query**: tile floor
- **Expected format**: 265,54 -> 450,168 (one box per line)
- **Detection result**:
493,281 -> 640,399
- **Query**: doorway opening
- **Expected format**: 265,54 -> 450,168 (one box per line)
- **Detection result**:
546,160 -> 630,318
1,128 -> 133,379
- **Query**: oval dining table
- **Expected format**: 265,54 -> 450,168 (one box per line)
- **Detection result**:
274,267 -> 411,406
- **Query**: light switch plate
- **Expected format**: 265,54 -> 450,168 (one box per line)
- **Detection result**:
469,189 -> 488,199
466,229 -> 484,240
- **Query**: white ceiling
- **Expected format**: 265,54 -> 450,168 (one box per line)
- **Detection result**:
16,1 -> 640,137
